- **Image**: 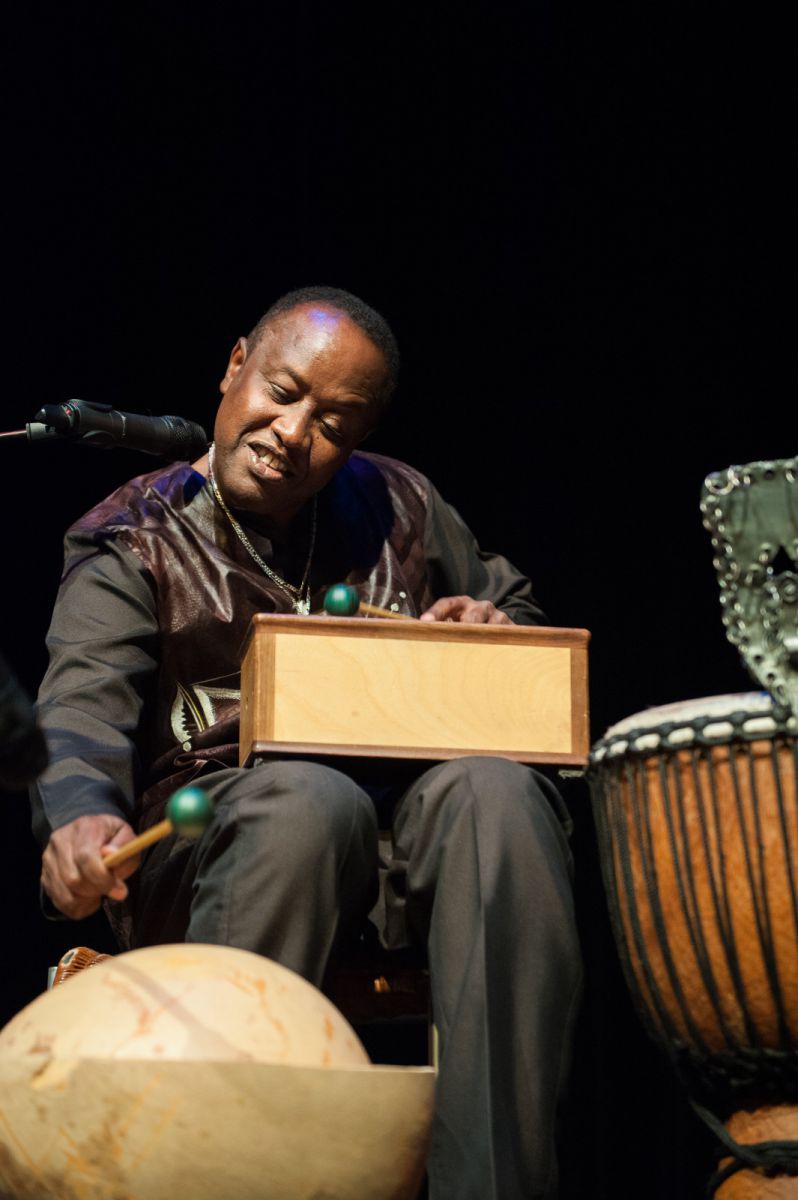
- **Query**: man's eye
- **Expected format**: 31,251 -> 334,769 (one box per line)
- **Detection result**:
320,421 -> 345,443
270,385 -> 291,404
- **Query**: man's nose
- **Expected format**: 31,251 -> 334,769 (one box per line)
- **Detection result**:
272,403 -> 312,448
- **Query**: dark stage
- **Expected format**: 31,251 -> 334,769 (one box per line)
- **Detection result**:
0,6 -> 790,1197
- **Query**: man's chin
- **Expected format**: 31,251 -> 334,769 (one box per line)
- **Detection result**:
223,457 -> 289,501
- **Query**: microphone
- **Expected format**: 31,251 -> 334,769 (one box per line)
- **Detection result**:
23,400 -> 208,460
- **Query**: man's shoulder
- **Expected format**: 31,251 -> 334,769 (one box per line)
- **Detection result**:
347,450 -> 431,498
69,462 -> 205,540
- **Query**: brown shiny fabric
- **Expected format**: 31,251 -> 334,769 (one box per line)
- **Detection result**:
66,451 -> 437,830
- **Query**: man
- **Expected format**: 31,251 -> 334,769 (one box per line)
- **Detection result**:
33,286 -> 581,1200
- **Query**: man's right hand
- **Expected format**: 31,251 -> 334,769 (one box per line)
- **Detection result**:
41,814 -> 139,919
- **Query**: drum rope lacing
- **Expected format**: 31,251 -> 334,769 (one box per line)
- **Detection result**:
591,706 -> 797,762
590,718 -> 798,1107
693,1101 -> 798,1195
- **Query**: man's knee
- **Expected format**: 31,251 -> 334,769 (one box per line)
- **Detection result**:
415,755 -> 550,820
395,756 -> 573,871
431,754 -> 533,792
213,760 -> 377,859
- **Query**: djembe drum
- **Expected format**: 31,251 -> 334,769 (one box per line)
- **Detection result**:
591,691 -> 798,1197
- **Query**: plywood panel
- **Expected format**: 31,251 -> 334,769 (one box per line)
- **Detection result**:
239,616 -> 590,766
272,635 -> 572,753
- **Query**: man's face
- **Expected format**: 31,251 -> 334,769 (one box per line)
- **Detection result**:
212,304 -> 388,528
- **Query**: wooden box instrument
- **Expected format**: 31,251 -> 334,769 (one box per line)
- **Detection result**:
240,615 -> 590,767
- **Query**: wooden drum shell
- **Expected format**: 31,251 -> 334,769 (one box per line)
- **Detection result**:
591,696 -> 798,1098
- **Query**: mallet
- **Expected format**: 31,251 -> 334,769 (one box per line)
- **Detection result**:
322,583 -> 413,621
102,786 -> 214,870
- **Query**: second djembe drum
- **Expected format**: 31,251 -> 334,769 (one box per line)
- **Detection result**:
591,692 -> 798,1198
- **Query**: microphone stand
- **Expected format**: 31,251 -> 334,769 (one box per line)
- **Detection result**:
0,425 -> 61,442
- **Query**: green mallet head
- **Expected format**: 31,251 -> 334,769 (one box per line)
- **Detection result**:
323,583 -> 361,616
166,786 -> 214,839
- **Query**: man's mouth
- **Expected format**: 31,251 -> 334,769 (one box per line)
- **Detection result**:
247,441 -> 293,479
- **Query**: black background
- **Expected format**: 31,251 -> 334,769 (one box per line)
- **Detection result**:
0,5 -> 791,1196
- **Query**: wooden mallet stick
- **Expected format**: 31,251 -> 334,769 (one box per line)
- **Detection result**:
322,583 -> 413,621
102,786 -> 213,870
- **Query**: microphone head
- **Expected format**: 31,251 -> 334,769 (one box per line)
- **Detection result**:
161,417 -> 208,461
26,401 -> 208,460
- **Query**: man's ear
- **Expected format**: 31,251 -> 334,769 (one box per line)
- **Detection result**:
219,337 -> 248,394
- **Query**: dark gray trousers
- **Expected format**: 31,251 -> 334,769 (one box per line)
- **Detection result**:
133,756 -> 581,1200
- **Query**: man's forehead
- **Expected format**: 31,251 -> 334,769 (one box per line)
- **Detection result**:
262,303 -> 346,346
256,305 -> 382,376
304,305 -> 344,330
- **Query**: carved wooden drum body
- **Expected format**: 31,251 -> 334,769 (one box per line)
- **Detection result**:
591,693 -> 798,1197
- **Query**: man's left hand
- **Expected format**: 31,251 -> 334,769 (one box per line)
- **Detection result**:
419,596 -> 513,625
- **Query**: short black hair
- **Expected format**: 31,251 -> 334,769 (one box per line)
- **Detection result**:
247,286 -> 400,403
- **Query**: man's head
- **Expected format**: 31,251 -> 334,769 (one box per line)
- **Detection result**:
212,288 -> 397,531
248,287 -> 400,402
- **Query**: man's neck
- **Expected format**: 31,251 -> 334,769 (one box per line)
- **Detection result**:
234,500 -> 311,544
